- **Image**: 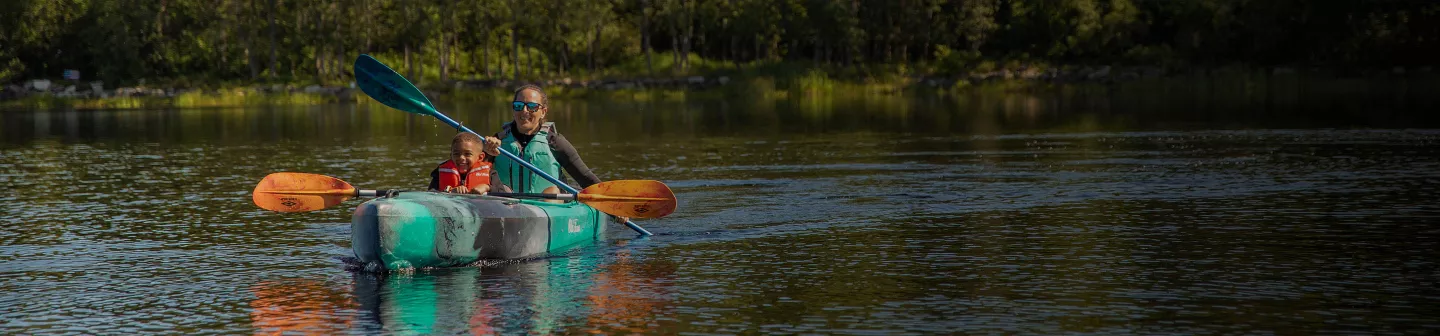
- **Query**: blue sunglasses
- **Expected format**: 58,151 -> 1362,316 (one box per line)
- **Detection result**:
511,101 -> 543,112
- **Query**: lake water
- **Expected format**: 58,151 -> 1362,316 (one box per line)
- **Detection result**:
3,78 -> 1440,334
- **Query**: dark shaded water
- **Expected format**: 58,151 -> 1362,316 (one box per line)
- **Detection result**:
3,82 -> 1440,334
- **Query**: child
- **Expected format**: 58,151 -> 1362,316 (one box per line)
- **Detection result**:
428,132 -> 492,194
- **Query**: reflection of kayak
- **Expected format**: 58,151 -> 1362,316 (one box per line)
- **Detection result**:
349,258 -> 587,334
351,192 -> 609,271
347,244 -> 676,334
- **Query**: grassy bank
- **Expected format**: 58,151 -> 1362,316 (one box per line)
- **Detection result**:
1,91 -> 349,110
5,52 -> 1432,111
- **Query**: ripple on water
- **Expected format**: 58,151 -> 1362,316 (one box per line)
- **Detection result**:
2,129 -> 1439,334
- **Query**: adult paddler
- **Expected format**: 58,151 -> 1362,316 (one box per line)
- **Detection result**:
482,85 -> 617,218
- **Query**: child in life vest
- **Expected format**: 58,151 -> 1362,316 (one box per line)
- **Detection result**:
428,132 -> 493,194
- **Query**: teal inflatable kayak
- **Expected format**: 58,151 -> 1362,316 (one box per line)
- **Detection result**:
350,192 -> 610,271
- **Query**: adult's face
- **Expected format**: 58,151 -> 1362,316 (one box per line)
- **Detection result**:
512,89 -> 547,135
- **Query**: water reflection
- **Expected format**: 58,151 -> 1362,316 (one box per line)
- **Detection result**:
4,79 -> 1439,334
7,73 -> 1440,147
581,248 -> 677,334
341,242 -> 678,334
250,279 -> 356,334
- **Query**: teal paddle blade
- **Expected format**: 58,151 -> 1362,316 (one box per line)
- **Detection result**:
349,56 -> 655,236
354,54 -> 436,116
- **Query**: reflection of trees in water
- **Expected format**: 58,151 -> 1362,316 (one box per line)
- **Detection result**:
249,279 -> 354,335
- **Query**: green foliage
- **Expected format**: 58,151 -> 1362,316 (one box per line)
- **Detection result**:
1122,45 -> 1179,67
1,0 -> 1436,87
934,45 -> 982,76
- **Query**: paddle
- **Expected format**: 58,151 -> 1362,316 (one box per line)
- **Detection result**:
352,55 -> 657,235
252,172 -> 678,219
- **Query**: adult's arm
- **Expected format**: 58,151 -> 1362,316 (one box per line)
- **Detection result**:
489,169 -> 512,193
484,129 -> 508,191
549,132 -> 603,188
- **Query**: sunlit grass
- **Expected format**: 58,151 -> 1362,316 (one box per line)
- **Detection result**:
0,89 -> 347,111
9,54 -> 1438,112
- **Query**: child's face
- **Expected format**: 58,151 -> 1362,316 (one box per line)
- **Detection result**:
451,141 -> 484,170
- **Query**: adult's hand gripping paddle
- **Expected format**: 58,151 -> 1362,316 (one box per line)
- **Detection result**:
352,54 -> 659,235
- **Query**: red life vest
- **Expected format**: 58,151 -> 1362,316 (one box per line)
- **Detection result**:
437,160 -> 491,190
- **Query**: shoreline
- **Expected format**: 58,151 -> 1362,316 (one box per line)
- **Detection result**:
3,65 -> 1434,111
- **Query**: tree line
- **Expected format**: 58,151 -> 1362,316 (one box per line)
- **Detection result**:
3,0 -> 1437,86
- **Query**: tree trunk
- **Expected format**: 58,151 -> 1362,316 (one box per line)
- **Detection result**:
840,0 -> 852,67
294,5 -> 302,79
363,0 -> 371,52
589,21 -> 599,71
789,37 -> 798,61
883,4 -> 892,63
923,5 -> 934,64
730,35 -> 737,66
682,0 -> 693,71
753,34 -> 761,62
512,28 -> 519,81
559,44 -> 569,76
440,0 -> 451,83
156,0 -> 168,40
875,40 -> 887,63
845,39 -> 854,67
220,0 -> 229,68
552,0 -> 565,76
870,36 -> 878,63
671,22 -> 679,72
440,36 -> 450,83
268,0 -> 277,78
641,0 -> 653,76
248,0 -> 258,79
813,39 -> 820,66
333,2 -> 342,79
316,44 -> 325,82
315,2 -> 325,81
405,44 -> 413,80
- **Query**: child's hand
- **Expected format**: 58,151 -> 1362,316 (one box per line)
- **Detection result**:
447,185 -> 470,194
471,185 -> 490,195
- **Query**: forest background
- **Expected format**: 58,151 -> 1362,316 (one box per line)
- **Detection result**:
3,0 -> 1437,103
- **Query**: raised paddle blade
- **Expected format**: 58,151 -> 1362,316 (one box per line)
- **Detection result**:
352,53 -> 656,236
252,173 -> 359,213
579,180 -> 678,219
354,54 -> 438,116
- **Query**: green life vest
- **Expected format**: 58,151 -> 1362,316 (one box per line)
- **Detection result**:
495,122 -> 563,193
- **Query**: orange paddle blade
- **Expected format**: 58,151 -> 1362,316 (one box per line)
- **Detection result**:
252,173 -> 358,212
579,180 -> 677,219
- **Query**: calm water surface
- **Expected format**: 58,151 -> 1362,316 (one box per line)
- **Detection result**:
3,84 -> 1440,334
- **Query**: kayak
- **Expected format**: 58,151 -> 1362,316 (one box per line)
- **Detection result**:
350,191 -> 610,271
